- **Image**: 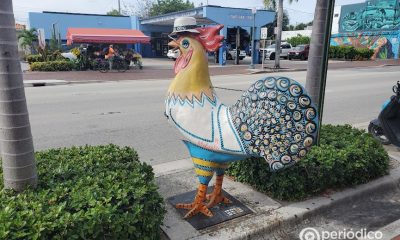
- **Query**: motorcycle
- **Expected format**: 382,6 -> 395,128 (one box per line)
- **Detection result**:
368,81 -> 400,147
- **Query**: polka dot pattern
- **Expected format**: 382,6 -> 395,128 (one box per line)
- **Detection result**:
229,76 -> 318,171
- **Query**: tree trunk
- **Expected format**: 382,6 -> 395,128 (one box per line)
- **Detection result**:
305,0 -> 334,105
306,0 -> 335,145
274,0 -> 283,68
0,0 -> 37,191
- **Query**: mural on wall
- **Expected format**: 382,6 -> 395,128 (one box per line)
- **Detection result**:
331,31 -> 400,59
340,0 -> 400,32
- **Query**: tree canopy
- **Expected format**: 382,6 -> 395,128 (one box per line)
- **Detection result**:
149,0 -> 194,17
17,28 -> 37,51
107,9 -> 122,16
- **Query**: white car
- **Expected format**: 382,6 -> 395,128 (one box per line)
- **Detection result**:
261,43 -> 292,60
61,52 -> 77,61
167,49 -> 180,60
227,49 -> 246,60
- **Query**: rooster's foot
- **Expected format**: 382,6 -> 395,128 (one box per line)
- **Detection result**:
206,191 -> 232,208
206,174 -> 232,208
176,202 -> 213,218
175,183 -> 213,218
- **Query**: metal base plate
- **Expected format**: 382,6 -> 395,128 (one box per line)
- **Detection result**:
168,186 -> 253,230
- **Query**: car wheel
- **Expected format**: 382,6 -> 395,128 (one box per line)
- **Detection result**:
301,54 -> 306,61
239,57 -> 244,60
270,53 -> 275,60
227,54 -> 233,60
288,56 -> 292,60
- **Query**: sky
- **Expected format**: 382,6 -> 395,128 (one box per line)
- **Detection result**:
12,0 -> 366,26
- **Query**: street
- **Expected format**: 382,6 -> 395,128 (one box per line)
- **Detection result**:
25,65 -> 399,165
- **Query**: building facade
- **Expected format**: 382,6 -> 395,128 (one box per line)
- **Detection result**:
28,6 -> 275,63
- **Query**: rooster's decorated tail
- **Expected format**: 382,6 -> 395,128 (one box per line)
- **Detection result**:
229,76 -> 318,171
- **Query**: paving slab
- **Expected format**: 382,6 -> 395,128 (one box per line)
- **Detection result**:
155,167 -> 281,240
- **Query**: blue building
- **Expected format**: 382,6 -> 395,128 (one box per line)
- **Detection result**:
29,6 -> 275,63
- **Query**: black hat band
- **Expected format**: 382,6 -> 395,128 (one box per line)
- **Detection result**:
173,25 -> 197,32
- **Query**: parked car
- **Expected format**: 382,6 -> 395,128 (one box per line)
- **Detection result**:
288,44 -> 310,60
167,48 -> 180,60
226,44 -> 246,60
227,48 -> 246,60
261,43 -> 292,60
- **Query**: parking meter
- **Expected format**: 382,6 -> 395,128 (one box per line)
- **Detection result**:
219,41 -> 227,66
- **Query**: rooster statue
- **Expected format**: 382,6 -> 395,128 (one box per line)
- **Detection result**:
165,17 -> 318,219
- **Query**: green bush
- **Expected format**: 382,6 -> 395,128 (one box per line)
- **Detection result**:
26,54 -> 43,64
286,35 -> 311,47
354,48 -> 374,60
0,145 -> 165,239
342,46 -> 357,60
227,125 -> 390,201
329,46 -> 374,60
30,60 -> 75,71
46,50 -> 66,62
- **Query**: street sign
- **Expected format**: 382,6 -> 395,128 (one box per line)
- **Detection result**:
260,27 -> 268,39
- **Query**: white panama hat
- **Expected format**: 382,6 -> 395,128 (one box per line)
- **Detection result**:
171,17 -> 200,35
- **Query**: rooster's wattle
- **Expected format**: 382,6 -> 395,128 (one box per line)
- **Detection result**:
165,24 -> 318,218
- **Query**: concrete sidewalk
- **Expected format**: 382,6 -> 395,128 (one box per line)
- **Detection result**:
154,140 -> 400,239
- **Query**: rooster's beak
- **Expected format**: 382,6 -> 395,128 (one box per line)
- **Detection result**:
168,40 -> 179,50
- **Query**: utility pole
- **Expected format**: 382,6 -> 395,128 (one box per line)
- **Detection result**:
274,0 -> 283,69
250,8 -> 257,69
118,0 -> 121,14
305,0 -> 336,145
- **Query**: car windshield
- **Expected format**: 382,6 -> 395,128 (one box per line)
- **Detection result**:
267,44 -> 276,48
295,45 -> 306,51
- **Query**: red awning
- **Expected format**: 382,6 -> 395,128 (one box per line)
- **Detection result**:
66,28 -> 150,45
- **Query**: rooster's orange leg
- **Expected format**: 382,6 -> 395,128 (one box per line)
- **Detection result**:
206,174 -> 232,208
176,183 -> 213,218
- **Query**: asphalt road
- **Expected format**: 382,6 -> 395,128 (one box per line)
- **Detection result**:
25,65 -> 399,165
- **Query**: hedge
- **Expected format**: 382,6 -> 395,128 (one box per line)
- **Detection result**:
26,54 -> 44,64
0,145 -> 166,239
30,60 -> 75,71
227,125 -> 390,201
329,46 -> 374,60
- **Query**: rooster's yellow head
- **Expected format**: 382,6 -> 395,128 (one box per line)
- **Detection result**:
167,25 -> 224,101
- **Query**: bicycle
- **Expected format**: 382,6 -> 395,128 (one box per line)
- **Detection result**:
99,56 -> 127,73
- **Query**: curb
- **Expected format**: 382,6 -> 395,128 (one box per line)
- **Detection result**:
24,80 -> 69,87
195,164 -> 400,239
248,68 -> 307,74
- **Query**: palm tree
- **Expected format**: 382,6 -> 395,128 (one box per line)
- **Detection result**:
17,28 -> 38,53
263,0 -> 297,68
1,0 -> 37,190
305,0 -> 335,144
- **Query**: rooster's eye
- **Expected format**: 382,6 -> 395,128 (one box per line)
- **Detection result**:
182,39 -> 190,49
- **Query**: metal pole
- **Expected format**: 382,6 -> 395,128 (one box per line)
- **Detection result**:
250,9 -> 256,69
262,39 -> 265,69
118,0 -> 121,14
235,27 -> 240,65
315,0 -> 336,145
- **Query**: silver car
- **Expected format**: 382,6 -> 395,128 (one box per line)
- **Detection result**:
262,43 -> 292,60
